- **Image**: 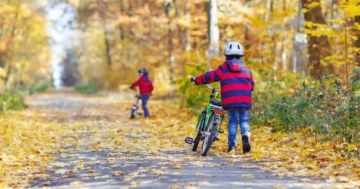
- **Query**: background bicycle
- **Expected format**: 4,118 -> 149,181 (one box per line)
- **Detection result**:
130,89 -> 143,119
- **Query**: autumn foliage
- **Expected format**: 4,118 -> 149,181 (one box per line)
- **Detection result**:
0,0 -> 360,187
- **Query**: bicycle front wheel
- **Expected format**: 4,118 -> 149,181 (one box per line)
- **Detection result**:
130,109 -> 136,119
192,116 -> 205,151
201,114 -> 217,156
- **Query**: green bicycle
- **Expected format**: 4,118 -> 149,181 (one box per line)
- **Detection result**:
185,77 -> 224,156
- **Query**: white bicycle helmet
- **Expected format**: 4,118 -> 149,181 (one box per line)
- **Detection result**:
224,41 -> 244,56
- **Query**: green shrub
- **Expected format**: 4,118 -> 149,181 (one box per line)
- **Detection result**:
350,67 -> 360,91
254,73 -> 360,144
74,83 -> 97,94
0,92 -> 27,112
175,63 -> 222,111
177,62 -> 360,145
31,79 -> 49,93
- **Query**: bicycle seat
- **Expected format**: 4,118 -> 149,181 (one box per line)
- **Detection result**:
210,100 -> 222,107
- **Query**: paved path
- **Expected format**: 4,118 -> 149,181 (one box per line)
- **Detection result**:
27,89 -> 345,189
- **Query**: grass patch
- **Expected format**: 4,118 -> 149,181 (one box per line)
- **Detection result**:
74,83 -> 97,94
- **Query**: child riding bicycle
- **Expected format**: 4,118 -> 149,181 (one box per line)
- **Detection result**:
192,41 -> 255,154
130,68 -> 154,118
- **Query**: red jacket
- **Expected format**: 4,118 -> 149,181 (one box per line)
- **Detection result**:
131,75 -> 154,95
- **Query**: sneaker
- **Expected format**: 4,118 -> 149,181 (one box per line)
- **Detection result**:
242,133 -> 251,153
214,135 -> 220,141
227,147 -> 236,155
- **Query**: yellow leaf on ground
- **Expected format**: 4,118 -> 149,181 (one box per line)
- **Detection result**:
299,178 -> 312,182
172,163 -> 182,169
168,185 -> 181,189
112,171 -> 125,176
69,181 -> 83,185
241,174 -> 254,179
338,176 -> 349,182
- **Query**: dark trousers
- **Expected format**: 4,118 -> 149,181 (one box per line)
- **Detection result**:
141,95 -> 150,117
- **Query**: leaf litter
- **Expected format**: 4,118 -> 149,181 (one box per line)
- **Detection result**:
0,90 -> 359,188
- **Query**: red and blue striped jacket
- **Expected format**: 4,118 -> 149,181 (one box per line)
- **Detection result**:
194,59 -> 255,109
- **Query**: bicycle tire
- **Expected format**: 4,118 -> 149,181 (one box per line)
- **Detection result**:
192,134 -> 201,151
130,109 -> 136,119
192,116 -> 205,151
201,114 -> 217,156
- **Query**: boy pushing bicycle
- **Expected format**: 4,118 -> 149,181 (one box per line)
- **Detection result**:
192,41 -> 255,154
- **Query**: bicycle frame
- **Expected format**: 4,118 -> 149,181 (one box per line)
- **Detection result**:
194,84 -> 223,134
130,94 -> 142,119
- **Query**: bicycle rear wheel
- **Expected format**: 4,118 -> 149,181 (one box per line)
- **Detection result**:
201,114 -> 217,156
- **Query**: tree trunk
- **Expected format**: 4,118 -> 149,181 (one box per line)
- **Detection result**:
165,0 -> 176,82
97,0 -> 112,66
244,0 -> 252,50
302,0 -> 334,80
293,0 -> 307,75
281,0 -> 287,71
128,0 -> 134,39
355,15 -> 360,67
4,1 -> 20,86
103,24 -> 112,66
184,1 -> 191,53
118,0 -> 125,40
207,0 -> 219,61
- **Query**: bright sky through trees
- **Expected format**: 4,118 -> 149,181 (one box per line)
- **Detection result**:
45,1 -> 77,88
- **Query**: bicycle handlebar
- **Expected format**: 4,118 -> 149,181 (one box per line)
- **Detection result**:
190,76 -> 220,92
206,84 -> 221,92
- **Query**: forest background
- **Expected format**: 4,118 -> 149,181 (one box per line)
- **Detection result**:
0,0 -> 360,156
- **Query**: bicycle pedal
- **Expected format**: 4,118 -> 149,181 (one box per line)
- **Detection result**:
218,129 -> 224,133
185,137 -> 194,144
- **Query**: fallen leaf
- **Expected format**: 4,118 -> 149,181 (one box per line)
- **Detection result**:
69,181 -> 83,185
172,163 -> 182,169
168,185 -> 181,189
55,169 -> 68,174
241,174 -> 254,179
299,178 -> 312,182
185,182 -> 198,186
130,181 -> 141,186
112,171 -> 125,176
337,176 -> 349,182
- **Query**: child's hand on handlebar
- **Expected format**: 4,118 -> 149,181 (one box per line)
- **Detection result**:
190,76 -> 196,82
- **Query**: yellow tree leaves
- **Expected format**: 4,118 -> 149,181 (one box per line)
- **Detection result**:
341,0 -> 360,18
0,1 -> 51,90
304,21 -> 336,38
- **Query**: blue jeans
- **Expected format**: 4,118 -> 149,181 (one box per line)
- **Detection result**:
141,95 -> 150,117
227,108 -> 250,148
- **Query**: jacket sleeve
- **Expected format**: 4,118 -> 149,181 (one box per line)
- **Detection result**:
149,81 -> 154,93
250,72 -> 255,91
194,67 -> 222,85
130,80 -> 139,88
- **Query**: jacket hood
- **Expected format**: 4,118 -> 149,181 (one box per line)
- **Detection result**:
225,59 -> 245,73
